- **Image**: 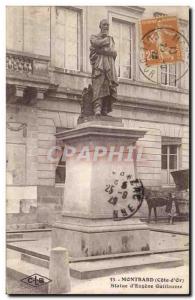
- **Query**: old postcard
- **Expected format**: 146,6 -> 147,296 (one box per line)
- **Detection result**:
6,5 -> 190,295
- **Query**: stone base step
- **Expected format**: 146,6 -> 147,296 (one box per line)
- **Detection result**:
21,253 -> 49,268
9,239 -> 188,271
70,254 -> 184,279
7,241 -> 50,261
8,253 -> 183,282
6,233 -> 24,239
6,223 -> 50,232
20,248 -> 188,271
7,238 -> 37,243
6,229 -> 52,241
7,251 -> 184,290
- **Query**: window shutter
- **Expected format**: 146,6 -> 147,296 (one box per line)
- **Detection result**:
65,9 -> 79,70
55,8 -> 80,70
112,19 -> 133,79
24,7 -> 50,56
55,8 -> 65,68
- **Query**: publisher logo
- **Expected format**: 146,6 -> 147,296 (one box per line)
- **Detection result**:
21,273 -> 52,287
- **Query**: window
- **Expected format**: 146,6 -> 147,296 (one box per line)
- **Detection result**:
161,145 -> 178,170
160,64 -> 177,87
55,127 -> 67,184
55,149 -> 66,184
112,19 -> 134,79
55,8 -> 81,70
161,139 -> 181,185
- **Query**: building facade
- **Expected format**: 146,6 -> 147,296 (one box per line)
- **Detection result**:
6,6 -> 189,228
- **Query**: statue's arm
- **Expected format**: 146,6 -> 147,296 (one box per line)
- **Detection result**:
90,35 -> 110,48
96,48 -> 117,59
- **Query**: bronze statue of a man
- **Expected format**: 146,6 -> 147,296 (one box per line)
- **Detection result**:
90,19 -> 118,116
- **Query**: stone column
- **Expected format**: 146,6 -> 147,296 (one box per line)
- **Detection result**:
48,247 -> 71,294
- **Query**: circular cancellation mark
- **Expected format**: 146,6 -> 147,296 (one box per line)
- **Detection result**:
139,27 -> 189,84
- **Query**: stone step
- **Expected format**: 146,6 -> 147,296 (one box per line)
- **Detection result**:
69,247 -> 188,263
6,233 -> 24,239
6,229 -> 52,241
6,223 -> 50,232
7,253 -> 184,282
21,253 -> 49,268
7,228 -> 51,234
8,239 -> 188,263
69,254 -> 184,279
7,241 -> 50,261
20,247 -> 188,269
7,238 -> 37,243
21,248 -> 188,273
8,238 -> 188,263
7,251 -> 184,290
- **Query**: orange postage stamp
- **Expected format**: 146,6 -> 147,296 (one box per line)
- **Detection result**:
140,16 -> 183,66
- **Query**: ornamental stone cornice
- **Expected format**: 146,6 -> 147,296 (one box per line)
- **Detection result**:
46,86 -> 189,116
6,50 -> 58,105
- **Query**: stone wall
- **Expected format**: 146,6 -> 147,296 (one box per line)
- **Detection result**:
6,91 -> 189,228
6,103 -> 65,228
6,104 -> 39,227
37,186 -> 64,224
6,184 -> 64,229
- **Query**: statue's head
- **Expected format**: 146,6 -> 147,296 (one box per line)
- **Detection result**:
99,19 -> 109,36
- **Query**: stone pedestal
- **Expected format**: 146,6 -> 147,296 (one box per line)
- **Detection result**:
52,117 -> 149,258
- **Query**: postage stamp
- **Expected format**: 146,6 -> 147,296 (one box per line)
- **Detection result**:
140,16 -> 183,65
139,16 -> 189,84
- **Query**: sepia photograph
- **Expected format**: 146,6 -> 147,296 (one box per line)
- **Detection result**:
5,5 -> 190,295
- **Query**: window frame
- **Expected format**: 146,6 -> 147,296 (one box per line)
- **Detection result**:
55,127 -> 68,185
161,145 -> 179,170
160,63 -> 177,87
109,11 -> 137,81
161,143 -> 181,185
55,147 -> 66,185
112,18 -> 135,80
